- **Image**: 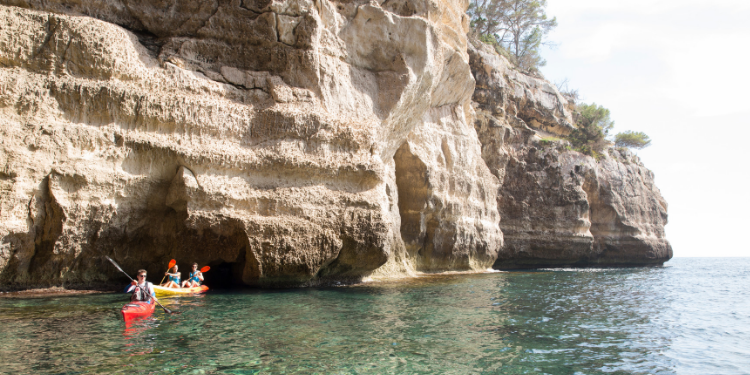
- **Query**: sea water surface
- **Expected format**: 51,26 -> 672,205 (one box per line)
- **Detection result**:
1,257 -> 748,374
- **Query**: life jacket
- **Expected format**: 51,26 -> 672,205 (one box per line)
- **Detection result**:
188,271 -> 201,284
130,282 -> 154,301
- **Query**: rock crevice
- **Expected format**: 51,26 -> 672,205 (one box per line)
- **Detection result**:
0,0 -> 502,288
0,1 -> 670,289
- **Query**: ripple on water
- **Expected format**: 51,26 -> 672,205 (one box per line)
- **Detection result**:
0,258 -> 749,374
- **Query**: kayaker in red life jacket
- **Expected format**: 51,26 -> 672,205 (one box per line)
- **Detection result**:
181,263 -> 204,288
124,269 -> 157,302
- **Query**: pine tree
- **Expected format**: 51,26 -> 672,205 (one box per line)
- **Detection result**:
568,103 -> 614,156
468,0 -> 557,71
615,131 -> 652,149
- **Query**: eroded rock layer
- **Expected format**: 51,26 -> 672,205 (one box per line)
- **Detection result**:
0,0 -> 501,288
0,1 -> 670,289
469,40 -> 672,268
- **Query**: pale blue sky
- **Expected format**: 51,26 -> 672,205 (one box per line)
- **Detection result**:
540,0 -> 750,257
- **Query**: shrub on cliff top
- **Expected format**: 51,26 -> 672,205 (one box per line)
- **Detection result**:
468,0 -> 557,72
615,131 -> 651,149
554,78 -> 580,103
569,103 -> 613,157
568,103 -> 653,157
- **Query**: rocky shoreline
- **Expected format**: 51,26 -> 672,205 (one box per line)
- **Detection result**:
0,0 -> 670,290
0,286 -> 113,297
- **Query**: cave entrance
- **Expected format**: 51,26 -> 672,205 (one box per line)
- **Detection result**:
204,259 -> 246,289
204,247 -> 249,289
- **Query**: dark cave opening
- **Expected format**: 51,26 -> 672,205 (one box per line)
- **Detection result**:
204,262 -> 235,289
204,254 -> 247,289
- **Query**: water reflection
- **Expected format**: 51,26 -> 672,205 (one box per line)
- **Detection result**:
123,316 -> 157,340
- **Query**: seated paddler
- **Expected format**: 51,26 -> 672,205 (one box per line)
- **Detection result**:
181,263 -> 204,288
124,269 -> 156,302
162,264 -> 181,289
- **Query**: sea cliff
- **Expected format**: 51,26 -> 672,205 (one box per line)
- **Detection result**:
0,0 -> 670,289
469,41 -> 672,268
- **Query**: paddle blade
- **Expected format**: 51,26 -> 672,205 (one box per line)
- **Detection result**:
105,256 -> 134,282
105,256 -> 126,274
200,266 -> 210,273
168,259 -> 176,269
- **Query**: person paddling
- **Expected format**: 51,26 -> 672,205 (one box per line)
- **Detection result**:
162,264 -> 181,289
181,263 -> 204,288
125,269 -> 157,302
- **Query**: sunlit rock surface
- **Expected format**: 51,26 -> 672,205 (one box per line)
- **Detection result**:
0,0 -> 501,288
0,1 -> 670,290
469,40 -> 672,268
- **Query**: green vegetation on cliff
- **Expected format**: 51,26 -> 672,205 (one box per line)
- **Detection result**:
569,103 -> 613,157
615,131 -> 652,149
468,1 -> 653,155
468,0 -> 557,72
566,102 -> 652,157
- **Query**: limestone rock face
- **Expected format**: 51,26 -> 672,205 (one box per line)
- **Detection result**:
393,105 -> 501,273
469,40 -> 575,137
0,0 -> 670,289
469,40 -> 672,268
584,149 -> 672,265
0,0 -> 500,288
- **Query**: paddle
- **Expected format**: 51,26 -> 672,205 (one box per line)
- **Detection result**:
182,266 -> 210,289
159,259 -> 177,285
104,256 -> 179,315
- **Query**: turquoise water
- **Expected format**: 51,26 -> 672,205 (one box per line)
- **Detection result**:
1,258 -> 748,374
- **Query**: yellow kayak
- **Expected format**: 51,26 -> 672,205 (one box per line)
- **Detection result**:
153,285 -> 209,296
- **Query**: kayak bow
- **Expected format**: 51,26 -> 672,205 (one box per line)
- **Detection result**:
121,300 -> 156,321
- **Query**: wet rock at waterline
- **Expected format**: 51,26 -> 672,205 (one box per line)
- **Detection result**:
0,1 -> 669,289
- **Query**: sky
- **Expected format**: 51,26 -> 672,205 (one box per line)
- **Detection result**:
539,0 -> 750,257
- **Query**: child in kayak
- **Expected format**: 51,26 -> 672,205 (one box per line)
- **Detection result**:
125,269 -> 156,302
162,264 -> 181,288
181,263 -> 204,288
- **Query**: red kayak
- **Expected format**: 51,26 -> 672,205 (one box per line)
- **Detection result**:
121,300 -> 156,321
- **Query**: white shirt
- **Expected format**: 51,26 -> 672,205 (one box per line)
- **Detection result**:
125,281 -> 154,301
